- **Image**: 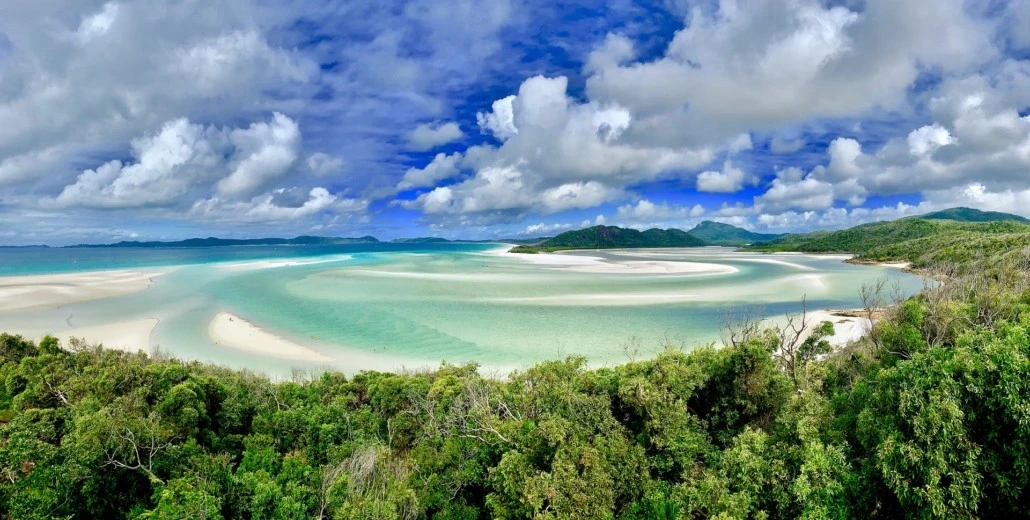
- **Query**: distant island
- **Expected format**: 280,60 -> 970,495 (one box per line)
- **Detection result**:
510,225 -> 708,253
509,221 -> 780,253
59,235 -> 553,249
67,235 -> 381,248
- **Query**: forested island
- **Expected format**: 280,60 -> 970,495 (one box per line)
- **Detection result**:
2,207 -> 1029,518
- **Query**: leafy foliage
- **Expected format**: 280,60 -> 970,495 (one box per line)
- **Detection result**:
511,225 -> 707,253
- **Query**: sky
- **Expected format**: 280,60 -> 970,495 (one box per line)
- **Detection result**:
0,0 -> 1029,245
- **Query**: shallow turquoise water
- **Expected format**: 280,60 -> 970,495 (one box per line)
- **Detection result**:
0,244 -> 924,375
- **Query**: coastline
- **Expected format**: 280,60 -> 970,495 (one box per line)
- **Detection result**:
0,268 -> 169,313
208,312 -> 333,363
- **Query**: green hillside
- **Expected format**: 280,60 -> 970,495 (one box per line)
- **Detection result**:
687,221 -> 784,246
918,207 -> 1029,223
511,225 -> 707,252
749,215 -> 1030,271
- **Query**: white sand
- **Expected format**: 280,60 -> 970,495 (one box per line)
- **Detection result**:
0,269 -> 167,313
208,312 -> 333,363
499,249 -> 738,275
769,310 -> 871,348
52,318 -> 159,353
879,262 -> 913,269
216,255 -> 353,271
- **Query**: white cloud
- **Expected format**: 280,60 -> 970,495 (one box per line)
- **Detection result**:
53,113 -> 304,209
76,2 -> 119,43
408,121 -> 464,151
615,199 -> 704,222
476,95 -> 518,141
398,152 -> 462,190
697,161 -> 748,193
191,187 -> 365,223
307,153 -> 345,176
586,0 -> 996,146
53,118 -> 223,208
522,222 -> 573,235
216,113 -> 301,197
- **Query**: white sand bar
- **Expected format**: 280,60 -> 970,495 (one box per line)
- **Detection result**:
500,250 -> 738,275
208,312 -> 333,363
0,269 -> 167,313
53,318 -> 159,353
776,310 -> 872,348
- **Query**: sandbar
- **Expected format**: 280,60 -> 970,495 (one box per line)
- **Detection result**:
208,312 -> 333,363
53,318 -> 159,353
500,249 -> 738,275
0,269 -> 167,313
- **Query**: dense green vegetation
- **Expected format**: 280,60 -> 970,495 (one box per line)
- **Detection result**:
919,207 -> 1030,223
511,225 -> 707,253
749,217 -> 1030,271
686,221 -> 784,246
4,248 -> 1030,518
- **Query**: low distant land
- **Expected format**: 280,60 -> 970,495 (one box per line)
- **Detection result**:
509,207 -> 1030,266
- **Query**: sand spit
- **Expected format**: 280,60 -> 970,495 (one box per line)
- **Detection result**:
498,249 -> 738,276
208,312 -> 333,363
53,318 -> 160,353
0,269 -> 167,313
216,255 -> 354,271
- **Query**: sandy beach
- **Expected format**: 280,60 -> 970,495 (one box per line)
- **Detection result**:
803,310 -> 872,347
499,248 -> 739,275
0,269 -> 167,313
208,312 -> 334,363
54,318 -> 160,353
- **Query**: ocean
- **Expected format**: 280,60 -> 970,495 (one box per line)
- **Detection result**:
0,244 -> 924,375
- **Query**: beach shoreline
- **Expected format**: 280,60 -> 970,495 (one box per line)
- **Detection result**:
0,268 -> 169,313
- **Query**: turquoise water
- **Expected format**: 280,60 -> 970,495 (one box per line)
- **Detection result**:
0,244 -> 924,375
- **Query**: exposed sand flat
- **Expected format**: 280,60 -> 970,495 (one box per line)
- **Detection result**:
559,260 -> 737,275
0,269 -> 166,313
767,310 -> 871,349
500,249 -> 738,275
804,310 -> 871,347
208,312 -> 333,363
879,262 -> 913,269
217,255 -> 353,271
52,318 -> 159,353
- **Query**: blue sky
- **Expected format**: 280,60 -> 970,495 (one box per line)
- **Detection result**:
0,0 -> 1029,245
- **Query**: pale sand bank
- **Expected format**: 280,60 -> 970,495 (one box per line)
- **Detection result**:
208,312 -> 333,363
498,249 -> 738,275
52,318 -> 159,353
216,255 -> 353,271
804,310 -> 871,347
0,269 -> 167,313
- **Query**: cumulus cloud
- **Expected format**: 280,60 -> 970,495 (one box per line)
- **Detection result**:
522,222 -> 573,235
697,161 -> 749,193
53,118 -> 223,209
476,96 -> 518,141
408,121 -> 464,151
191,187 -> 366,223
586,0 -> 996,146
216,113 -> 301,197
397,152 -> 462,190
53,113 -> 307,209
615,199 -> 704,222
